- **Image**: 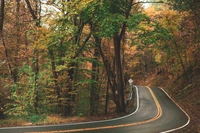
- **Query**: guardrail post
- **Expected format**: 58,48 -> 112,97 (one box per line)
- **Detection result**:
128,79 -> 133,93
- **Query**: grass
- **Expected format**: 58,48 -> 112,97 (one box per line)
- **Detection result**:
38,115 -> 83,125
0,118 -> 26,127
0,113 -> 122,127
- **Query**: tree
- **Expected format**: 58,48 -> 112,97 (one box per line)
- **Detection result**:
167,0 -> 200,62
24,0 -> 42,114
0,0 -> 16,84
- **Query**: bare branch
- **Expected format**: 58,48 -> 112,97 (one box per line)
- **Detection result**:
24,0 -> 37,20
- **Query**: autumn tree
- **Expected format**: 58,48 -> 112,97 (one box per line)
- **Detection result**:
167,0 -> 200,70
0,0 -> 15,83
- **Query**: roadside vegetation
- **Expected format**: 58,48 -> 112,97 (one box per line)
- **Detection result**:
0,0 -> 199,132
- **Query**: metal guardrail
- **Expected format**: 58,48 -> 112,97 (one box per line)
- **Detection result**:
125,85 -> 135,105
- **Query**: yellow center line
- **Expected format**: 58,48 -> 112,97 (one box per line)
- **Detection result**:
26,86 -> 162,133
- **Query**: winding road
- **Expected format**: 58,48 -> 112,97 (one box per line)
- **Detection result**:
0,86 -> 190,133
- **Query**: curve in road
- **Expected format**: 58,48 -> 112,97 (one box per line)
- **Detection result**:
0,86 -> 190,133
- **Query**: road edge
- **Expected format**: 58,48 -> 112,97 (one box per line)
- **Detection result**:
159,87 -> 190,133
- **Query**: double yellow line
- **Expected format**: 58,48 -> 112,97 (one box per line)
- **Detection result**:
26,87 -> 162,133
145,86 -> 162,122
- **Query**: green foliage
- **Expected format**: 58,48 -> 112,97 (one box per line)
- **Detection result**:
75,80 -> 90,116
130,17 -> 172,54
103,0 -> 127,14
167,0 -> 195,11
139,23 -> 172,45
100,13 -> 125,37
128,13 -> 150,31
5,63 -> 50,117
127,11 -> 172,55
28,114 -> 46,123
5,83 -> 32,117
79,0 -> 99,23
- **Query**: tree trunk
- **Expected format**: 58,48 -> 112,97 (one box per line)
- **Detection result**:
63,64 -> 74,116
105,79 -> 109,114
12,0 -> 21,83
0,0 -> 17,84
49,49 -> 62,114
90,36 -> 100,115
113,35 -> 126,113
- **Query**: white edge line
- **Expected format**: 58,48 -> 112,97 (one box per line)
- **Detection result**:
159,87 -> 190,133
0,86 -> 140,130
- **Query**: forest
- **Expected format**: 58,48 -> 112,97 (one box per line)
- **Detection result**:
0,0 -> 199,131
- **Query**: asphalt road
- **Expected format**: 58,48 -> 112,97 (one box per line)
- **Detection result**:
0,86 -> 190,133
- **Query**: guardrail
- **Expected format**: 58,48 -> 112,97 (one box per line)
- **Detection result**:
125,85 -> 135,105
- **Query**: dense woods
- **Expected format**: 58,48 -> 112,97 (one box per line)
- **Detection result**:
0,0 -> 199,131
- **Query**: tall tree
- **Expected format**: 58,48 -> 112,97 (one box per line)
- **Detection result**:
24,0 -> 41,114
0,0 -> 17,84
89,35 -> 100,115
101,0 -> 139,113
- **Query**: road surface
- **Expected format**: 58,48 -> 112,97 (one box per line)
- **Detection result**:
0,86 -> 190,133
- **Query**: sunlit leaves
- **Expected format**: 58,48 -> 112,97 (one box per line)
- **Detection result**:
160,10 -> 182,34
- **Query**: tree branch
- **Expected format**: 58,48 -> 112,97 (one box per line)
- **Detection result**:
0,0 -> 5,31
73,31 -> 92,59
24,0 -> 37,20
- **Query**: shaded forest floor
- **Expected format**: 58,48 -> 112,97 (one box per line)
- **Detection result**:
138,73 -> 200,133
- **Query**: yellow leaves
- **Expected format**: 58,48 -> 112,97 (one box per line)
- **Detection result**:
162,10 -> 179,19
154,49 -> 167,64
145,6 -> 161,18
81,0 -> 93,6
32,27 -> 49,51
145,5 -> 183,36
139,23 -> 154,32
161,10 -> 182,33
155,51 -> 162,63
